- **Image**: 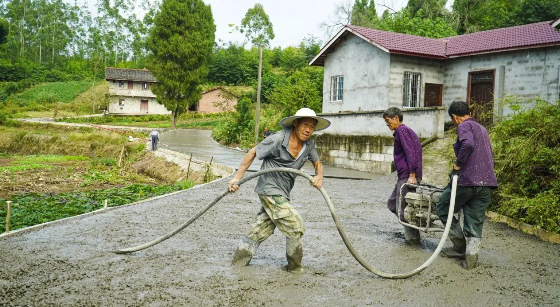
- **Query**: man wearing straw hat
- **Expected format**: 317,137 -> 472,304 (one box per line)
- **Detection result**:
228,107 -> 330,272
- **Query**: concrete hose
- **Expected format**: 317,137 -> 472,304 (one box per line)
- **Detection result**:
111,168 -> 458,279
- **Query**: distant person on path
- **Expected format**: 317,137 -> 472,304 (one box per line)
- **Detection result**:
383,107 -> 423,246
263,127 -> 271,138
150,130 -> 159,151
228,108 -> 330,272
436,101 -> 498,269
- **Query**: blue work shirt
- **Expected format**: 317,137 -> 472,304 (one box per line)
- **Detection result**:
393,124 -> 423,180
254,128 -> 320,200
454,118 -> 498,187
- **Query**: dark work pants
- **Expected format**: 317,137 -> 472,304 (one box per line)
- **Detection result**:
151,136 -> 158,151
436,185 -> 491,238
387,177 -> 415,222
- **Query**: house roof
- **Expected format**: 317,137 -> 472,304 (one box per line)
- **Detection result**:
310,20 -> 560,65
105,67 -> 157,82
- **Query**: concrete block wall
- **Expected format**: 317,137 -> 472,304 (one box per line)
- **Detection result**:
313,134 -> 394,174
317,107 -> 446,139
322,34 -> 391,113
443,47 -> 560,117
389,54 -> 445,107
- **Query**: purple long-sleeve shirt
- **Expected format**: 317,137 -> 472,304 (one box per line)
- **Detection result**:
454,118 -> 498,187
393,124 -> 422,180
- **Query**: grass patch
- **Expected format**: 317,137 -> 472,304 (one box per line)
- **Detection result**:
10,81 -> 93,105
0,181 -> 196,232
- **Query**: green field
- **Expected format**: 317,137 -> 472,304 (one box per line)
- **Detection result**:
10,81 -> 94,105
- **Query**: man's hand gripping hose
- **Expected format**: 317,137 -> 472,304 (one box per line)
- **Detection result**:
110,168 -> 458,279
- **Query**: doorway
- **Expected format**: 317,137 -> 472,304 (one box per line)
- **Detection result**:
140,100 -> 148,113
467,70 -> 495,126
424,83 -> 443,107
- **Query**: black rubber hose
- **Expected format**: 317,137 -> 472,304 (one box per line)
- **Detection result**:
110,168 -> 457,279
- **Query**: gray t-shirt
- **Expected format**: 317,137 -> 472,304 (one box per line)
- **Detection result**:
254,128 -> 320,200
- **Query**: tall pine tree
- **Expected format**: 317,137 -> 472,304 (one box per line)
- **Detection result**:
147,0 -> 216,129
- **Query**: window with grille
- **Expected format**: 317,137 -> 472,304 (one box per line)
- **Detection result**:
330,75 -> 344,102
403,72 -> 421,108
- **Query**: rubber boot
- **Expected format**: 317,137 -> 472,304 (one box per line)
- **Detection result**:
232,235 -> 260,266
403,226 -> 421,246
441,222 -> 466,259
464,237 -> 482,270
285,237 -> 304,273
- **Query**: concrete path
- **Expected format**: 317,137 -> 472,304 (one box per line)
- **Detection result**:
1,173 -> 559,306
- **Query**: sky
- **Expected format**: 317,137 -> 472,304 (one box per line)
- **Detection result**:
203,0 -> 413,48
78,0 -> 454,48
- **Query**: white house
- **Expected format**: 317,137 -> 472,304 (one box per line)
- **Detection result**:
105,67 -> 171,115
309,19 -> 560,174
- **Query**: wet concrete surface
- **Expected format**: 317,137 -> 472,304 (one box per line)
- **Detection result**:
1,173 -> 559,306
160,129 -> 377,179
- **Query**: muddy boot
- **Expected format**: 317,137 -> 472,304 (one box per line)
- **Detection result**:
464,237 -> 482,270
284,237 -> 303,273
232,235 -> 260,266
403,226 -> 421,246
441,222 -> 466,259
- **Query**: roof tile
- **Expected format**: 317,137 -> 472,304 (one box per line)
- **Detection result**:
345,21 -> 560,59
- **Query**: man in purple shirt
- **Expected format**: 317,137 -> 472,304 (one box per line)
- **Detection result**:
383,107 -> 423,246
436,101 -> 498,270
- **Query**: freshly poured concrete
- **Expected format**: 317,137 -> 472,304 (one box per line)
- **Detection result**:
1,173 -> 559,306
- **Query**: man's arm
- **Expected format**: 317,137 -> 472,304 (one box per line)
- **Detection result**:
455,124 -> 474,169
311,160 -> 324,189
228,147 -> 257,192
399,129 -> 420,184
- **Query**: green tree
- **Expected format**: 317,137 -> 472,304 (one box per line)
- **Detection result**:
267,67 -> 323,118
0,17 -> 8,45
405,0 -> 447,19
450,0 -> 519,34
147,0 -> 216,129
240,3 -> 274,144
376,9 -> 456,38
515,0 -> 560,25
351,0 -> 377,28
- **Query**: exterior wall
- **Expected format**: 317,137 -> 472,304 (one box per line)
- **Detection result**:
107,80 -> 171,115
314,108 -> 445,174
313,134 -> 394,174
108,80 -> 156,98
197,89 -> 237,113
322,34 -> 391,113
388,54 -> 445,107
108,97 -> 170,115
443,46 -> 560,116
317,107 -> 446,139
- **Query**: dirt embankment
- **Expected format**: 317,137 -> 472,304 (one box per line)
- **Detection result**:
1,173 -> 559,306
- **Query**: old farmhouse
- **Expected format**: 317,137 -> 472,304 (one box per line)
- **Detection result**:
105,67 -> 170,115
310,19 -> 560,174
105,68 -> 237,115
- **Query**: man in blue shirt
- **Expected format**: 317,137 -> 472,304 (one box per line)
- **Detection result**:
383,107 -> 423,246
228,108 -> 330,272
437,101 -> 498,269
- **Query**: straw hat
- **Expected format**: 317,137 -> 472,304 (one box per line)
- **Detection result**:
280,108 -> 331,131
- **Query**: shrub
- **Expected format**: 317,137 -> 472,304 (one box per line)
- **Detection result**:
490,99 -> 560,233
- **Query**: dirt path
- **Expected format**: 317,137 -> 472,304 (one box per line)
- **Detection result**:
1,172 -> 559,306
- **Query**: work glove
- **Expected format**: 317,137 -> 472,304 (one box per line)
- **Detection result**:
448,169 -> 460,180
447,169 -> 460,188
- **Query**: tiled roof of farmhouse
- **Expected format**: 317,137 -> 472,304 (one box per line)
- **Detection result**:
444,21 -> 560,56
346,25 -> 447,58
311,21 -> 560,64
105,67 -> 157,82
